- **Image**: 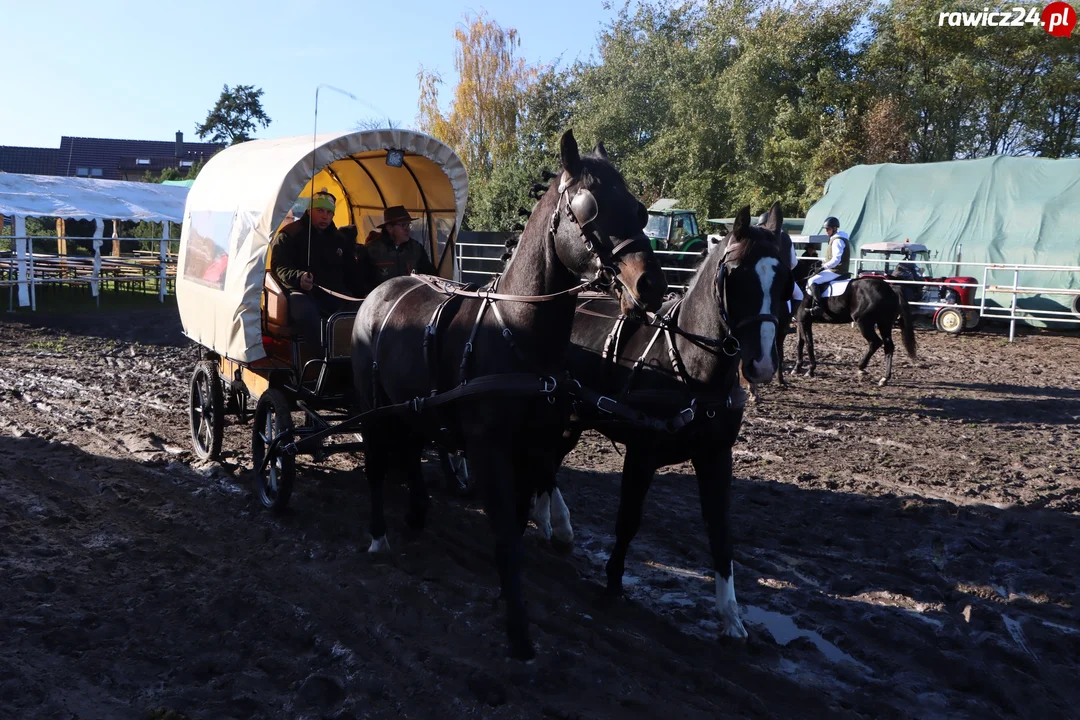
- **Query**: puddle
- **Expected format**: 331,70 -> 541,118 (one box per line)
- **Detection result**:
658,592 -> 696,607
1002,615 -> 1038,661
744,605 -> 872,674
1041,620 -> 1080,636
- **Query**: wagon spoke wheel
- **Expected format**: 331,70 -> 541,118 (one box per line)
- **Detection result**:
251,388 -> 295,512
189,360 -> 224,460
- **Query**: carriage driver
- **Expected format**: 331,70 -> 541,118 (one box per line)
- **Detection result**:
269,190 -> 376,345
805,216 -> 850,317
363,205 -> 438,285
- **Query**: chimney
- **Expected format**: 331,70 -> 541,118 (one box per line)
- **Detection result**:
175,131 -> 183,158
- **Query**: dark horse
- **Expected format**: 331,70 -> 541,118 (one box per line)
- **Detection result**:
793,275 -> 917,386
351,130 -> 667,661
537,203 -> 791,639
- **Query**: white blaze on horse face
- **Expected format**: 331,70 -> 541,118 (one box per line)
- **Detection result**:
716,562 -> 748,638
550,488 -> 573,545
750,257 -> 779,381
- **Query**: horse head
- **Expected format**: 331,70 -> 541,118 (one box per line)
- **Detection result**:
550,130 -> 667,316
710,202 -> 791,384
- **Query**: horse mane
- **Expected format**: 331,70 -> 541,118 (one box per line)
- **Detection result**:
683,227 -> 779,296
501,149 -> 621,263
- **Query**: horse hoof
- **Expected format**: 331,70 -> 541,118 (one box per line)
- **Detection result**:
507,644 -> 537,663
878,377 -> 889,387
720,604 -> 749,640
550,536 -> 574,555
368,535 -> 391,553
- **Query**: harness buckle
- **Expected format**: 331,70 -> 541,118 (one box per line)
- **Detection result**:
674,404 -> 695,428
541,376 -> 558,394
595,395 -> 617,414
721,336 -> 741,357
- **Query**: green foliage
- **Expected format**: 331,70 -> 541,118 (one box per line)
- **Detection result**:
422,0 -> 1080,228
196,84 -> 271,145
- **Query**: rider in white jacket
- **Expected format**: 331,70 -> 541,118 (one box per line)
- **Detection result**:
805,216 -> 850,317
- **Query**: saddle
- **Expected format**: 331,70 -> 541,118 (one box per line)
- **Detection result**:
819,276 -> 851,298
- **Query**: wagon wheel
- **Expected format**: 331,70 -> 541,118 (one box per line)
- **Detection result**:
189,360 -> 224,460
251,388 -> 295,512
935,307 -> 964,335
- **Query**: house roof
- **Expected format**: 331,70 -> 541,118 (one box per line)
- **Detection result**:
0,145 -> 60,175
57,136 -> 223,179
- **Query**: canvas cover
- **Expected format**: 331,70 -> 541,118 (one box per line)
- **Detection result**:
176,129 -> 468,363
0,172 -> 188,221
804,156 -> 1080,320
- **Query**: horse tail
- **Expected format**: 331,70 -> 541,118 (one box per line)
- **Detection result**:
894,287 -> 918,359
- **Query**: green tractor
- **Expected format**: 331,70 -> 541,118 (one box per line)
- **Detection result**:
644,199 -> 707,267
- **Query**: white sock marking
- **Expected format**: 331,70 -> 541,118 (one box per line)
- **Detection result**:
550,488 -> 573,545
368,535 -> 390,553
716,562 -> 748,638
531,492 -> 553,540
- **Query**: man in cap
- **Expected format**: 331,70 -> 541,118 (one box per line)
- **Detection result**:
269,190 -> 375,344
804,216 -> 850,317
364,205 -> 437,285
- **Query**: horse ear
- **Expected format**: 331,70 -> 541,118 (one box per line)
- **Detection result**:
732,205 -> 752,240
593,141 -> 608,159
763,201 -> 784,235
560,129 -> 582,176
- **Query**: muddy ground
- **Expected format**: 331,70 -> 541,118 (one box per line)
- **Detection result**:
1,301 -> 1078,720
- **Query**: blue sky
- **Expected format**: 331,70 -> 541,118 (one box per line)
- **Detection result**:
0,0 -> 623,148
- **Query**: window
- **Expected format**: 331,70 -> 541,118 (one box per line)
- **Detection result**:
75,167 -> 89,176
136,158 -> 151,165
90,168 -> 103,177
179,160 -> 193,167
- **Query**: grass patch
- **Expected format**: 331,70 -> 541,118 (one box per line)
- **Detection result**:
6,285 -> 177,315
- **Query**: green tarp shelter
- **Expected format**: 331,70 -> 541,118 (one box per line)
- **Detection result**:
805,156 -> 1080,322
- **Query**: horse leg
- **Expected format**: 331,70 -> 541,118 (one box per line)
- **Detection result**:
794,322 -> 806,375
802,320 -> 817,377
530,489 -> 553,541
365,432 -> 392,553
878,317 -> 896,386
855,318 -> 883,381
775,329 -> 788,387
606,447 -> 655,597
403,437 -> 429,532
474,447 -> 534,661
691,433 -> 748,640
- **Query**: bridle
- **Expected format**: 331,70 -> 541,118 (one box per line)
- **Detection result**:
552,171 -> 651,302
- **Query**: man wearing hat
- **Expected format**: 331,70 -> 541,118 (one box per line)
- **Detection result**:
804,216 -> 850,317
269,190 -> 375,344
364,205 -> 437,285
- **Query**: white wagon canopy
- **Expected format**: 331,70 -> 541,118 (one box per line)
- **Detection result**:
177,129 -> 469,363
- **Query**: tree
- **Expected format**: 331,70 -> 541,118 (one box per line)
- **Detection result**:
417,12 -> 538,179
196,84 -> 271,145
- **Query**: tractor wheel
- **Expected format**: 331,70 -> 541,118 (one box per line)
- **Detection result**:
964,310 -> 982,331
1072,294 -> 1080,318
251,389 -> 295,512
935,307 -> 964,335
189,360 -> 224,460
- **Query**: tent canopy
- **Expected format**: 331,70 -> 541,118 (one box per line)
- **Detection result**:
0,172 -> 188,222
804,156 -> 1080,317
176,128 -> 469,364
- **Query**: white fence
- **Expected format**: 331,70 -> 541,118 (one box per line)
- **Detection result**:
1,232 -> 177,312
852,255 -> 1080,341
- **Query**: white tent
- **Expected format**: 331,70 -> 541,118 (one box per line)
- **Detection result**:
0,173 -> 189,307
176,129 -> 468,364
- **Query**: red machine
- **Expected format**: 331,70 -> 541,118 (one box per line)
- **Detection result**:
857,241 -> 980,334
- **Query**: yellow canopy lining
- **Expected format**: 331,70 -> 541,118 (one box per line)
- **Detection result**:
291,150 -> 458,273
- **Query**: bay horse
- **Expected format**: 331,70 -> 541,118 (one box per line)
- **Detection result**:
537,203 -> 791,639
793,274 -> 917,385
351,130 -> 667,661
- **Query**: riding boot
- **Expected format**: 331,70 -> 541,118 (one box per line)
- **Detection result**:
810,283 -> 826,317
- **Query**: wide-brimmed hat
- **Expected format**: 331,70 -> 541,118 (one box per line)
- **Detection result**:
378,205 -> 414,227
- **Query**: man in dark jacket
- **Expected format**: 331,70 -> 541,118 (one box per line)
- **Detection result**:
364,205 -> 437,285
269,191 -> 375,344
